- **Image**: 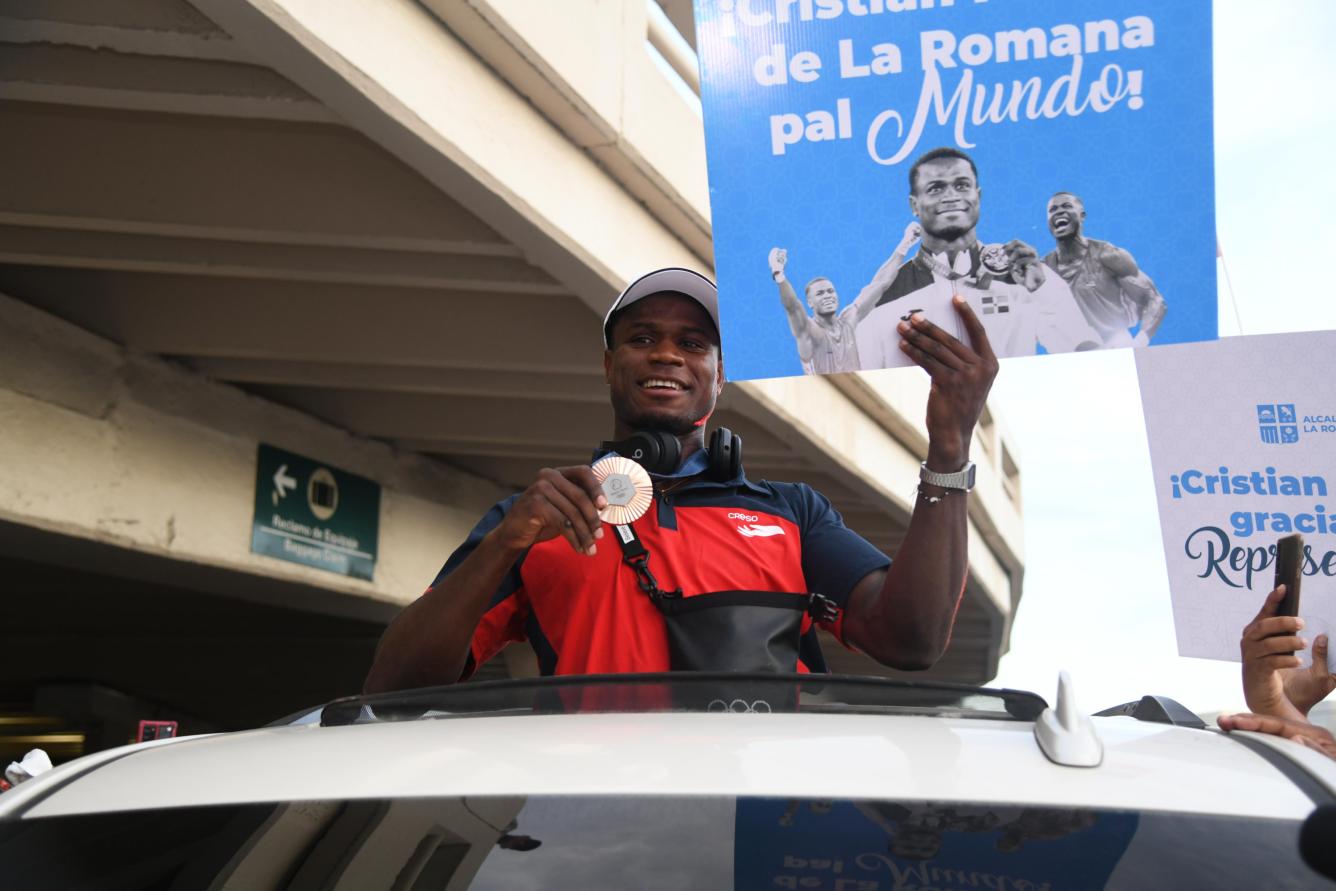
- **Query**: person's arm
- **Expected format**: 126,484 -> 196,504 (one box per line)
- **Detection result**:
363,466 -> 607,692
1239,583 -> 1336,721
1005,239 -> 1101,353
1099,245 -> 1167,344
849,222 -> 922,323
841,297 -> 997,669
769,247 -> 815,363
1284,629 -> 1335,715
1217,713 -> 1336,761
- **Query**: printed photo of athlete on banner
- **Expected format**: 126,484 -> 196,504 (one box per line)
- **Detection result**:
692,0 -> 1215,381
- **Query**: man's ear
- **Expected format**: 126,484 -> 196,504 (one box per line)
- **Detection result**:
715,358 -> 726,396
908,193 -> 920,217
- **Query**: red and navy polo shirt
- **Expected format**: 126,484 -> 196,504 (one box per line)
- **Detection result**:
431,471 -> 891,677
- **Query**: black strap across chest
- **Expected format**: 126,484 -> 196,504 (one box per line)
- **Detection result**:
610,523 -> 838,623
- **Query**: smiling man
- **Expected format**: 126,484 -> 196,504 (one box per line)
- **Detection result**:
364,267 -> 997,691
853,147 -> 1100,368
1043,191 -> 1168,348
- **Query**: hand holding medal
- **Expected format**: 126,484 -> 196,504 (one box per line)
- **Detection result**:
591,455 -> 653,525
979,243 -> 1011,277
1002,238 -> 1046,292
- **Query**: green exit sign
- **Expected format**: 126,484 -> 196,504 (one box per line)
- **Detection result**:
250,444 -> 380,580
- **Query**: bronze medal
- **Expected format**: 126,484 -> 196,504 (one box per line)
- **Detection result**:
592,455 -> 653,525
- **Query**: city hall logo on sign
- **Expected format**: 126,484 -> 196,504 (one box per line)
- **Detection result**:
1257,403 -> 1299,445
1256,402 -> 1336,444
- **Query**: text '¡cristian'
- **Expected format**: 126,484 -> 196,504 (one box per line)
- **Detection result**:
1170,467 -> 1331,539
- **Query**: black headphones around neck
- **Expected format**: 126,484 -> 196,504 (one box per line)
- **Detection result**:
600,427 -> 742,482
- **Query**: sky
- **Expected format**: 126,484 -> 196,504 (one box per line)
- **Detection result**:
987,0 -> 1336,716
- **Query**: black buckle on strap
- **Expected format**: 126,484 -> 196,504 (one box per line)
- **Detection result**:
807,593 -> 840,624
613,524 -> 682,600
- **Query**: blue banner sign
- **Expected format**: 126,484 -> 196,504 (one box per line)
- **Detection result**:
694,0 -> 1215,380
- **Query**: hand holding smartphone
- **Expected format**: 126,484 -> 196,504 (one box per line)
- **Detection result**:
1273,533 -> 1304,619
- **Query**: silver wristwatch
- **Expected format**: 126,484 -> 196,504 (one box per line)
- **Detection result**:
919,460 -> 976,492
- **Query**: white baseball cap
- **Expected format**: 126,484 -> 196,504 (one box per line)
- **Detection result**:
602,267 -> 721,350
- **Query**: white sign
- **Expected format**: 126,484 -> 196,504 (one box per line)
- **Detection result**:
1136,331 -> 1336,662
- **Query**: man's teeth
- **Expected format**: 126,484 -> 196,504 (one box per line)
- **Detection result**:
642,379 -> 683,390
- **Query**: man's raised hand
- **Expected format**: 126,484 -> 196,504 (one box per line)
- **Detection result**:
897,222 -> 923,256
1003,239 -> 1046,292
1238,584 -> 1332,722
1286,630 -> 1336,715
768,247 -> 788,279
896,296 -> 999,468
494,466 -> 607,557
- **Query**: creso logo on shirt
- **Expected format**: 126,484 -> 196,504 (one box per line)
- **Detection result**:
727,512 -> 759,522
737,524 -> 785,538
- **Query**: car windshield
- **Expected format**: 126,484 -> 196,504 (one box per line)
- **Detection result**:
1,795 -> 1321,890
316,672 -> 1049,726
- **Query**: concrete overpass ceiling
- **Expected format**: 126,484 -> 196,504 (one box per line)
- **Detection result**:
1,103 -> 522,255
0,265 -> 595,372
0,0 -> 1012,683
0,0 -> 853,516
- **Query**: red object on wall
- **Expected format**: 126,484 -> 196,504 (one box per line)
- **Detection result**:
136,720 -> 178,743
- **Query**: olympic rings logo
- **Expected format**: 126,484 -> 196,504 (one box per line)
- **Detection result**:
707,698 -> 773,714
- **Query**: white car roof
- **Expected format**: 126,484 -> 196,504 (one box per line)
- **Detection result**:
8,710 -> 1332,821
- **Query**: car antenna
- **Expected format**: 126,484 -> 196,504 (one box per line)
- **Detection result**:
1034,671 -> 1104,768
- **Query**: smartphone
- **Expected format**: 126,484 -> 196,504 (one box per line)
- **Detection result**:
1273,533 -> 1304,618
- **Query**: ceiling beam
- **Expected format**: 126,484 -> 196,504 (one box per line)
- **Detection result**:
0,80 -> 337,122
5,0 -> 227,35
188,358 -> 604,401
0,101 -> 512,252
0,224 -> 563,291
0,265 -> 598,371
0,14 -> 252,63
247,386 -> 612,444
0,42 -> 335,121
